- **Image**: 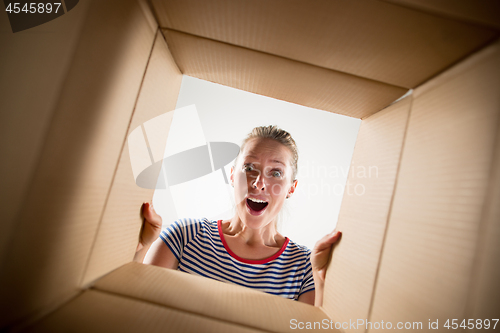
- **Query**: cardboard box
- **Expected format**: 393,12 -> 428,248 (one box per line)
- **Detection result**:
0,0 -> 498,331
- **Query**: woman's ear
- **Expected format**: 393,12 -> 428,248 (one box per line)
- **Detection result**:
287,179 -> 298,198
230,166 -> 234,186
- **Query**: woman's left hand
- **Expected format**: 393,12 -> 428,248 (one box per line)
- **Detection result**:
311,230 -> 342,281
308,230 -> 341,306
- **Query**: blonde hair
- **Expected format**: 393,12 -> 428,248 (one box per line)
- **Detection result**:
235,125 -> 299,181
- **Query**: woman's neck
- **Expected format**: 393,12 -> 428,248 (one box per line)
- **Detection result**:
224,215 -> 282,248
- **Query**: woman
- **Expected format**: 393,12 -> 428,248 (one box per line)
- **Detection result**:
134,125 -> 341,306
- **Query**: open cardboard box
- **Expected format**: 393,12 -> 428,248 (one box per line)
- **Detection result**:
1,0 -> 499,331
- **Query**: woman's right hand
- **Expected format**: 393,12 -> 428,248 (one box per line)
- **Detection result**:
137,202 -> 179,269
137,202 -> 162,252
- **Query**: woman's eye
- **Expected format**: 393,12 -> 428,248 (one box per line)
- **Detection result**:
243,164 -> 254,172
271,170 -> 282,178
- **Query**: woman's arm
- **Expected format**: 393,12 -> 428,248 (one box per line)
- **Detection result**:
309,230 -> 342,307
143,237 -> 179,269
297,290 -> 315,305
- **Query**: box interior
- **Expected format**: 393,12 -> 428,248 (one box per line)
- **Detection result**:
0,0 -> 499,332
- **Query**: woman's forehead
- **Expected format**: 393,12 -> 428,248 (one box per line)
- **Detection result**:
241,138 -> 291,164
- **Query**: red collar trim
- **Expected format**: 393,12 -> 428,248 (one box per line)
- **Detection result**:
217,220 -> 289,264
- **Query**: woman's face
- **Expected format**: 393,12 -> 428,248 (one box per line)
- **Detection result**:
230,138 -> 297,230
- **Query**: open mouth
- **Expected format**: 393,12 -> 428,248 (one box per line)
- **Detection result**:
246,197 -> 269,215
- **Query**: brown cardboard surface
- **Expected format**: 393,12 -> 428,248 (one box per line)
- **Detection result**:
382,0 -> 500,30
137,0 -> 158,33
152,0 -> 496,88
465,106 -> 500,319
0,0 -> 155,328
413,41 -> 500,99
81,30 -> 182,286
93,262 -> 337,333
162,29 -> 407,119
28,290 -> 267,333
0,0 -> 91,270
322,97 -> 411,331
369,39 -> 500,329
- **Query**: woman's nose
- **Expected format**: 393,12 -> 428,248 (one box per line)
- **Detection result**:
252,174 -> 266,191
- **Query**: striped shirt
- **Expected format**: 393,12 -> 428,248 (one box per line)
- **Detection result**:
159,218 -> 315,300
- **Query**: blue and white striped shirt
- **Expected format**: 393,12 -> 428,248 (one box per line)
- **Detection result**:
160,218 -> 315,300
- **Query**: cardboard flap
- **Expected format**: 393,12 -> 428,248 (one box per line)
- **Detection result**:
322,97 -> 412,330
152,0 -> 496,88
369,36 -> 500,328
29,290 -> 267,333
81,30 -> 182,286
163,29 -> 407,119
93,262 -> 336,333
0,0 -> 156,328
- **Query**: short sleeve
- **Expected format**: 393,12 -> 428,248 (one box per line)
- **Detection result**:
298,251 -> 315,296
159,218 -> 202,261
